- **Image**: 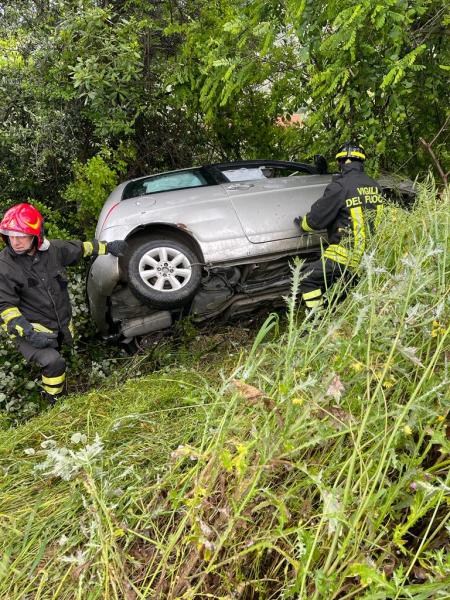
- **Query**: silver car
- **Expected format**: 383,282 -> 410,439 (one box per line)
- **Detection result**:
87,159 -> 409,342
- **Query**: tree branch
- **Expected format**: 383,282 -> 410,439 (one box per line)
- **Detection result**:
419,137 -> 448,187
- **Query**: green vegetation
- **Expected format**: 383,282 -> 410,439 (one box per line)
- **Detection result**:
0,0 -> 448,226
0,185 -> 448,598
0,1 -> 449,596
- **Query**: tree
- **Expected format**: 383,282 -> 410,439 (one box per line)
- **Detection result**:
170,0 -> 449,175
0,0 -> 209,217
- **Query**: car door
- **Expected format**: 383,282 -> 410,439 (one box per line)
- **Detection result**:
223,172 -> 331,243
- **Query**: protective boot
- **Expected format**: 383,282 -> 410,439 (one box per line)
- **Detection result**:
301,288 -> 324,310
41,371 -> 67,405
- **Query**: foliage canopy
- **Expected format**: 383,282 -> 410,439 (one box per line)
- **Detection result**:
0,0 -> 448,226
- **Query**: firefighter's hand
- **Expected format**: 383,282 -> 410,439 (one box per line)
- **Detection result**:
26,331 -> 57,349
106,240 -> 128,257
294,217 -> 301,228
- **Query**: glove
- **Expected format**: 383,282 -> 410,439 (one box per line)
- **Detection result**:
26,331 -> 58,349
6,315 -> 33,338
294,217 -> 301,228
106,240 -> 128,257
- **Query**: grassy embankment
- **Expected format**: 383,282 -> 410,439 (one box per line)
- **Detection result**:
0,182 -> 449,599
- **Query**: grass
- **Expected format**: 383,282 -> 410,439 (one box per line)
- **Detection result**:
0,181 -> 449,599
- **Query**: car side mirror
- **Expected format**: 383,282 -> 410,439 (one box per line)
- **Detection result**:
314,155 -> 328,174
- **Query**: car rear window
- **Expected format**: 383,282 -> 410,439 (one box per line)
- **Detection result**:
122,170 -> 209,200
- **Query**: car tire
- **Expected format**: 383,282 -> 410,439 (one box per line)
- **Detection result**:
126,237 -> 202,308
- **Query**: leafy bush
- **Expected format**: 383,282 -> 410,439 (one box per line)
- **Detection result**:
63,145 -> 132,235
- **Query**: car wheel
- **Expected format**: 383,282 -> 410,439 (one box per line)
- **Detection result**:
127,237 -> 202,308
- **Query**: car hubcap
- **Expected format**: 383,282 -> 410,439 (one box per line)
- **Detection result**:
138,247 -> 192,292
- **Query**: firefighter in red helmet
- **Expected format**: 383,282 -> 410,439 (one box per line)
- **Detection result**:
0,203 -> 127,404
295,142 -> 384,310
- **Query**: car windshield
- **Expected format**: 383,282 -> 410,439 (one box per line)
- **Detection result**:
122,170 -> 208,200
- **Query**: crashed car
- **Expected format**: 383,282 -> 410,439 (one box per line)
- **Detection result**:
87,158 -> 414,342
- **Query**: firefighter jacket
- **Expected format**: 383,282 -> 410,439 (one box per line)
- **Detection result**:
301,162 -> 384,268
0,239 -> 108,346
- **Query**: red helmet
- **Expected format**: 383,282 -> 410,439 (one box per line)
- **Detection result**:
0,203 -> 45,249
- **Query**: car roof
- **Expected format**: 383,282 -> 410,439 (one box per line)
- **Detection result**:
124,159 -> 326,185
210,159 -> 321,174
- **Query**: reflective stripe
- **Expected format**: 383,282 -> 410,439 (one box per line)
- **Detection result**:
16,325 -> 24,337
336,150 -> 366,160
42,384 -> 64,395
324,206 -> 366,269
323,251 -> 348,266
303,289 -> 322,300
83,241 -> 94,257
304,298 -> 324,308
1,307 -> 21,324
42,373 -> 66,386
98,241 -> 107,255
31,322 -> 54,334
325,244 -> 349,259
350,206 -> 366,263
323,243 -> 351,266
301,216 -> 315,232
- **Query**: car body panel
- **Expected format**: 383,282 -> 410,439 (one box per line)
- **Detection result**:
224,174 -> 330,243
97,170 -> 331,254
87,254 -> 120,334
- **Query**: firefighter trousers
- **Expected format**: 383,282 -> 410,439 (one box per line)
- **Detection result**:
16,339 -> 66,400
299,257 -> 356,309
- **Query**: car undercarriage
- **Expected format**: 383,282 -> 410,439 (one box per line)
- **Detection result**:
106,250 -> 320,344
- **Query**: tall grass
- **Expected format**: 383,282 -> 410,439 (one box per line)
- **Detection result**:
0,183 -> 449,599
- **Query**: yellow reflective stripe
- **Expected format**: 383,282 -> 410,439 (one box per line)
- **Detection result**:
304,298 -> 324,308
16,325 -> 24,337
375,204 -> 384,229
323,253 -> 348,265
324,244 -> 350,259
1,307 -> 21,324
301,216 -> 315,232
83,241 -> 94,257
42,384 -> 64,395
303,289 -> 322,300
336,150 -> 366,160
323,244 -> 352,266
98,241 -> 107,255
31,322 -> 54,334
42,373 -> 66,386
350,206 -> 366,260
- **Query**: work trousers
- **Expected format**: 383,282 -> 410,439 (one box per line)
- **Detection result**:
16,339 -> 66,399
300,257 -> 355,309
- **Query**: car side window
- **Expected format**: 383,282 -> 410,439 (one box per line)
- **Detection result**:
123,170 -> 208,199
220,165 -> 313,182
222,168 -> 265,181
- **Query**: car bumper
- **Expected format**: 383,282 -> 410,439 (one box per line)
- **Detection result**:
87,254 -> 120,334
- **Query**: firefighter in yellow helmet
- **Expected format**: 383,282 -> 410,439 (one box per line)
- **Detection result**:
295,142 -> 384,310
0,203 -> 127,404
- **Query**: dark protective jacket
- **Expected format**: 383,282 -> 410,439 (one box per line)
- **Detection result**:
301,162 -> 384,268
0,239 -> 103,345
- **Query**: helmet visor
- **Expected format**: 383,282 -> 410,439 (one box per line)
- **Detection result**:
0,229 -> 32,237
